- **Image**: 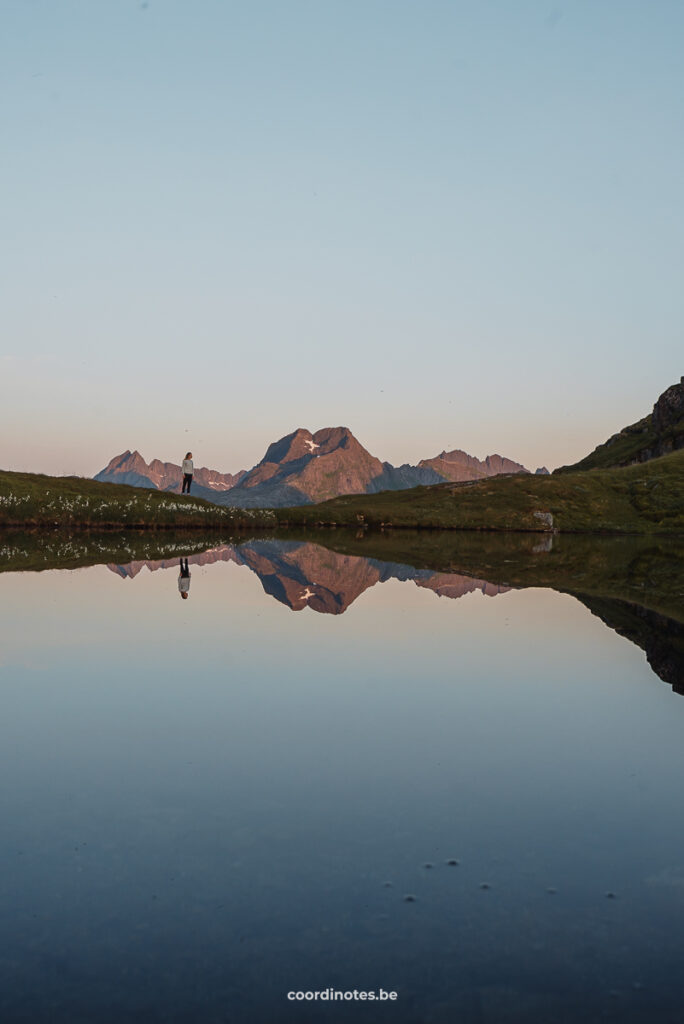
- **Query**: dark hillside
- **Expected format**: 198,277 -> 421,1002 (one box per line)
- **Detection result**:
557,377 -> 684,472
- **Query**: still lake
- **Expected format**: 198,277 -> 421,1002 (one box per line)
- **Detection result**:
1,536 -> 684,1023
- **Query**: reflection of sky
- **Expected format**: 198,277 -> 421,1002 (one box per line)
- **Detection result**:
2,561 -> 684,1020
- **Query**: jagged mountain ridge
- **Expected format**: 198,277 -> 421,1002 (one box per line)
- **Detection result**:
418,449 -> 529,482
95,450 -> 246,497
95,427 -> 532,508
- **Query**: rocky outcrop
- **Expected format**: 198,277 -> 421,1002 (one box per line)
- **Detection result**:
557,377 -> 684,472
652,377 -> 684,435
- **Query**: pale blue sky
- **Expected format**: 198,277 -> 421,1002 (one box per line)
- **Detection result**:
2,0 -> 682,475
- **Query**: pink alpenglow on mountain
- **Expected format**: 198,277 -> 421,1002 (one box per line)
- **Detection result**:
417,449 -> 528,482
95,431 -> 531,508
232,427 -> 386,504
95,451 -> 246,493
214,428 -> 531,508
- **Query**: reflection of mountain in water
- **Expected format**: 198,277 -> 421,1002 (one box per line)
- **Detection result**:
107,545 -> 241,579
107,539 -> 510,614
107,538 -> 684,691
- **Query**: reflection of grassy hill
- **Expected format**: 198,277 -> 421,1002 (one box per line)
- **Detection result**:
0,529 -> 240,573
282,528 -> 684,625
555,412 -> 684,472
0,470 -> 277,529
3,527 -> 681,689
273,450 -> 684,534
3,526 -> 682,626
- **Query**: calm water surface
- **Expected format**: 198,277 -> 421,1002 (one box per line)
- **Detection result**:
1,539 -> 684,1023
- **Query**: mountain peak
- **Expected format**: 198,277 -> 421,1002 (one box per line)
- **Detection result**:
312,426 -> 357,450
102,450 -> 145,472
259,429 -> 315,467
259,426 -> 359,468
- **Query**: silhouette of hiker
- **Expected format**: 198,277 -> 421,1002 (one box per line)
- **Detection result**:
178,558 -> 191,599
182,452 -> 193,494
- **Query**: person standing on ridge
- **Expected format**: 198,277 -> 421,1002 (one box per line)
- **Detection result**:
182,452 -> 193,494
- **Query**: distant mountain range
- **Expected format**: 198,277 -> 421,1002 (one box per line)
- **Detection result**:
96,427 -> 546,507
107,539 -> 510,614
94,450 -> 246,495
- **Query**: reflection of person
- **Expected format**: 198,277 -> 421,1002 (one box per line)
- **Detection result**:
178,558 -> 191,599
181,452 -> 193,494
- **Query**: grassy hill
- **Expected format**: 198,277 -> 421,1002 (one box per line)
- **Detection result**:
0,469 -> 277,530
554,412 -> 684,473
272,449 -> 684,533
556,378 -> 684,472
558,414 -> 660,472
2,447 -> 682,536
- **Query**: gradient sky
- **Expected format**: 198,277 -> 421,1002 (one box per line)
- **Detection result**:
2,0 -> 682,476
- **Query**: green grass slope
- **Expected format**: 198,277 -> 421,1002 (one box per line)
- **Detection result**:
554,412 -> 684,472
558,413 -> 660,471
0,470 -> 277,529
556,380 -> 684,472
273,449 -> 684,533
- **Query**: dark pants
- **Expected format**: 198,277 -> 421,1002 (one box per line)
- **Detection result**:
182,474 -> 192,493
